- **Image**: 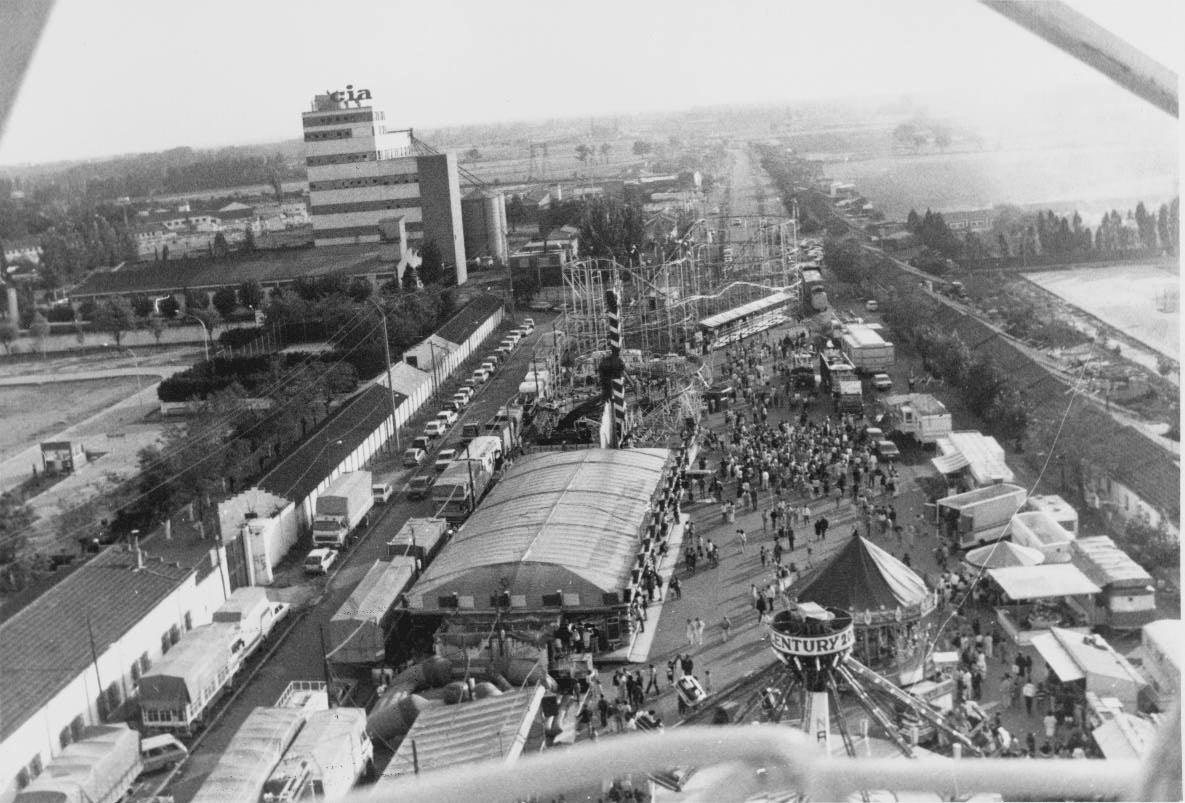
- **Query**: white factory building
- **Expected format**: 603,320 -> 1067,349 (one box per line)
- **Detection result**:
302,86 -> 467,284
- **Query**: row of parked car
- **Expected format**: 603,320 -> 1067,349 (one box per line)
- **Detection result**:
401,319 -> 534,468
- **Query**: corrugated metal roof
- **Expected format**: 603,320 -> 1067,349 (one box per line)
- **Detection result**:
1072,536 -> 1153,588
334,558 -> 417,624
0,547 -> 194,741
190,706 -> 307,803
380,687 -> 544,781
698,292 -> 792,330
411,449 -> 670,604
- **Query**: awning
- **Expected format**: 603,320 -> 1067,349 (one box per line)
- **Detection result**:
1030,631 -> 1086,681
931,453 -> 969,474
988,564 -> 1101,600
1092,714 -> 1158,760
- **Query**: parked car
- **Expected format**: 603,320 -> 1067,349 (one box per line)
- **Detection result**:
451,391 -> 470,409
454,387 -> 474,404
504,331 -> 522,345
407,474 -> 435,499
522,317 -> 535,331
872,373 -> 893,391
372,482 -> 394,503
495,341 -> 514,356
471,368 -> 490,384
480,361 -> 497,375
303,547 -> 338,575
865,299 -> 880,312
434,448 -> 458,473
436,409 -> 458,427
402,447 -> 427,467
875,440 -> 901,461
484,352 -> 501,367
424,420 -> 447,438
139,734 -> 189,775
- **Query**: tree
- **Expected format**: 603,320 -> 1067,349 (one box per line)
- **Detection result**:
130,294 -> 154,319
464,147 -> 481,161
1157,203 -> 1171,254
506,195 -> 526,233
183,287 -> 208,310
401,266 -> 421,293
576,196 -> 644,261
0,319 -> 17,353
212,231 -> 231,259
575,144 -> 593,165
29,312 -> 50,357
632,140 -> 652,156
150,316 -> 164,344
346,276 -> 373,303
906,209 -> 921,233
932,126 -> 952,151
157,294 -> 179,318
211,287 -> 238,317
513,270 -> 540,305
93,298 -> 133,346
242,225 -> 257,252
238,280 -> 264,310
417,240 -> 444,285
599,143 -> 611,163
160,244 -> 169,262
822,237 -> 868,285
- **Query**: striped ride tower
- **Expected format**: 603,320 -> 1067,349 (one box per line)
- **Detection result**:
597,288 -> 628,447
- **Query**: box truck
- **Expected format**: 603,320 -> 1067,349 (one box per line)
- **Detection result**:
386,517 -> 450,562
327,558 -> 417,665
189,707 -> 308,803
931,483 -> 1027,549
432,460 -> 493,523
262,708 -> 373,803
15,725 -> 142,803
841,324 -> 895,372
887,393 -> 952,444
312,471 -> 375,549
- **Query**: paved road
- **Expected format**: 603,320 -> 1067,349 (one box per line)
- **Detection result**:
163,314 -> 555,802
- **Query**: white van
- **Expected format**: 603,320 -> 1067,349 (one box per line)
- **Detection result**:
139,734 -> 188,774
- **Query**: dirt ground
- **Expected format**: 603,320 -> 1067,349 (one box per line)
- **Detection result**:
0,378 -> 145,456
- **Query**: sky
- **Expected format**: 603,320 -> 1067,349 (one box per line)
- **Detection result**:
0,0 -> 1181,165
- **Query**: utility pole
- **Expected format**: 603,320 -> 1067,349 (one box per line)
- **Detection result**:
370,298 -> 401,453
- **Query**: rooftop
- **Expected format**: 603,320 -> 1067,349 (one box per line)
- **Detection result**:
410,448 -> 670,608
257,384 -> 405,503
70,243 -> 401,298
1072,535 -> 1153,588
0,545 -> 195,741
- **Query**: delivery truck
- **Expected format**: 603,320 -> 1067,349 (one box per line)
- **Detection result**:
262,708 -> 373,803
834,377 -> 864,414
327,558 -> 417,665
189,706 -> 308,803
887,393 -> 952,444
931,483 -> 1027,549
386,517 -> 450,562
312,471 -> 375,549
15,725 -> 142,803
211,587 -> 287,661
432,460 -> 494,523
840,324 -> 895,372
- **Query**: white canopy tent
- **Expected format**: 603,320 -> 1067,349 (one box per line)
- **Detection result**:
988,564 -> 1100,600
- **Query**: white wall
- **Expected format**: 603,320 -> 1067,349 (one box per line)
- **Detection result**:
0,565 -> 226,802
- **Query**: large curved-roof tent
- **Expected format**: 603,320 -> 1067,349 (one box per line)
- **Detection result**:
408,448 -> 671,613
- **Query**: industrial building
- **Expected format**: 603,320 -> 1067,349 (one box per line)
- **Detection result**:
302,89 -> 467,283
406,448 -> 673,642
460,188 -> 509,265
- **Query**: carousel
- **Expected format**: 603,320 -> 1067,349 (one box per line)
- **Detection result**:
794,537 -> 938,684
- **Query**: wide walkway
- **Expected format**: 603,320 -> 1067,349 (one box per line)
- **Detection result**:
579,324 -> 1096,759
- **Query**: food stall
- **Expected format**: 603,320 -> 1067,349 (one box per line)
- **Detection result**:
988,564 -> 1099,647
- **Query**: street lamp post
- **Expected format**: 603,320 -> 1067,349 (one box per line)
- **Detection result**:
180,311 -> 211,363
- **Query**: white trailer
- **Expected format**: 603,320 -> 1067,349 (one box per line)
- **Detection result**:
841,324 -> 895,372
275,680 -> 331,711
139,623 -> 243,734
933,483 -> 1027,549
1011,511 -> 1076,564
1024,494 -> 1079,535
211,586 -> 285,661
313,471 -> 375,549
886,393 -> 952,444
262,708 -> 374,803
15,725 -> 142,803
328,558 -> 417,665
189,706 -> 308,803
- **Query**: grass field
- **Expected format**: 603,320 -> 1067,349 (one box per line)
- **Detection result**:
0,378 -> 144,457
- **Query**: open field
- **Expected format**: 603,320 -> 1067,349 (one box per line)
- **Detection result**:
0,377 -> 144,457
1024,260 -> 1180,360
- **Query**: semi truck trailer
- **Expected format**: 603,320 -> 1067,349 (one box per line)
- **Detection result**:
312,471 -> 375,549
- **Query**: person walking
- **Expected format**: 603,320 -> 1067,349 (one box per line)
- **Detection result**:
1043,711 -> 1058,739
1022,679 -> 1037,716
720,614 -> 732,643
999,674 -> 1014,710
685,618 -> 696,648
759,545 -> 768,568
736,528 -> 748,554
693,617 -> 706,646
645,663 -> 660,696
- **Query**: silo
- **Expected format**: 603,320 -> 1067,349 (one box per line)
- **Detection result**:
485,191 -> 508,264
461,189 -> 489,263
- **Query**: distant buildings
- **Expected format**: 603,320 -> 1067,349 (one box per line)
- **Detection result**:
302,88 -> 466,284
